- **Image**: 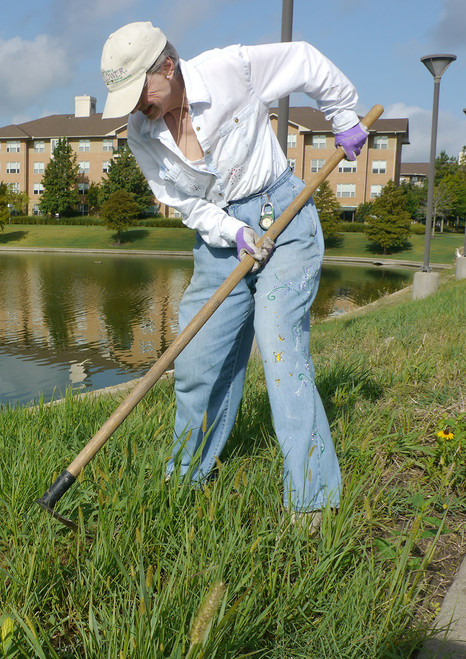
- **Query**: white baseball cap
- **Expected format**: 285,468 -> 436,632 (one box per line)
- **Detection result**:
101,22 -> 167,119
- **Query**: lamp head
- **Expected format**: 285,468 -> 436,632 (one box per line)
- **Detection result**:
421,54 -> 456,80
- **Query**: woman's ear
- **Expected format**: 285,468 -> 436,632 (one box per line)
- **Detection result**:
163,57 -> 175,79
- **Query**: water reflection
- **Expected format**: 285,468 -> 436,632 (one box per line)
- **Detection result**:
0,252 -> 412,405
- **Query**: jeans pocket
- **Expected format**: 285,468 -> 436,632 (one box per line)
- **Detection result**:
277,178 -> 318,239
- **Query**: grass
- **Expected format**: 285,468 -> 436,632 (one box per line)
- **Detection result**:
0,223 -> 463,263
0,224 -> 196,252
0,274 -> 464,657
324,231 -> 462,263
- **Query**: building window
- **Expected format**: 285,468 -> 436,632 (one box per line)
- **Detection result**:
372,160 -> 387,174
371,185 -> 383,198
339,161 -> 357,173
287,158 -> 296,171
7,140 -> 20,153
373,135 -> 388,150
78,183 -> 89,194
34,140 -> 45,153
336,183 -> 356,198
8,182 -> 20,193
78,161 -> 90,174
50,139 -> 59,153
79,139 -> 90,152
287,133 -> 297,149
34,162 -> 45,174
311,159 -> 325,173
6,162 -> 20,174
103,139 -> 113,151
33,183 -> 44,195
33,204 -> 42,215
312,134 -> 326,149
102,161 -> 110,173
78,204 -> 89,215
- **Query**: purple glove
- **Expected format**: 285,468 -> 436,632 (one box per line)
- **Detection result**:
335,122 -> 368,161
236,226 -> 275,272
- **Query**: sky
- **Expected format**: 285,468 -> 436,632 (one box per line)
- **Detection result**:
1,0 -> 465,163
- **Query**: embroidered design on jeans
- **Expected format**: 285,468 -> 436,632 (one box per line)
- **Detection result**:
267,264 -> 319,303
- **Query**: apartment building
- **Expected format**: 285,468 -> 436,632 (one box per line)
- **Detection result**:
0,96 -> 409,217
399,162 -> 429,186
0,96 -> 128,215
270,107 -> 409,217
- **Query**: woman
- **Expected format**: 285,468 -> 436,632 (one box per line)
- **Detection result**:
101,21 -> 367,533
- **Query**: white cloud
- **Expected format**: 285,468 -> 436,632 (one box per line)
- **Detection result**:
385,102 -> 466,162
0,34 -> 72,118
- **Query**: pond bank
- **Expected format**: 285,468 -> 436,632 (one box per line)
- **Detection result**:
0,244 -> 453,269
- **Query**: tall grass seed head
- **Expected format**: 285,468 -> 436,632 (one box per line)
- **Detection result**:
189,581 -> 226,646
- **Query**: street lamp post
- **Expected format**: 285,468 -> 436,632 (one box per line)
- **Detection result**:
456,107 -> 466,280
277,0 -> 294,156
413,53 -> 456,299
463,109 -> 466,256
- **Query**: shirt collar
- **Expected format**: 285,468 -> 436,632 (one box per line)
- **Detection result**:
140,58 -> 211,137
179,58 -> 211,106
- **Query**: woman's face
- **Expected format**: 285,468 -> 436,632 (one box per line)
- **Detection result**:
131,58 -> 177,120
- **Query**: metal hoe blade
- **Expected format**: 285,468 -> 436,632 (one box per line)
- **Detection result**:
36,469 -> 94,538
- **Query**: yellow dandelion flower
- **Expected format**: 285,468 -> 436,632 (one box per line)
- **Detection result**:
437,427 -> 454,440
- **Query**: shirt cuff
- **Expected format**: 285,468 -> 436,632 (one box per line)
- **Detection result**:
218,214 -> 248,246
332,110 -> 360,134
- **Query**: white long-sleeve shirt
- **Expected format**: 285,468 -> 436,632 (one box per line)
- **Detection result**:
127,41 -> 359,248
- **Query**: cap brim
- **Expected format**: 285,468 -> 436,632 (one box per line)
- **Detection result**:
102,74 -> 146,119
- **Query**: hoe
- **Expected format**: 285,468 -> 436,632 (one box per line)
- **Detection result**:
36,105 -> 384,535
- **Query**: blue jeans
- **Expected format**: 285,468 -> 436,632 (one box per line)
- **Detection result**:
167,168 -> 341,511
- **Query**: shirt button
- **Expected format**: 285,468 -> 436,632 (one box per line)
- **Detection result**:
206,150 -> 211,155
196,126 -> 200,131
234,118 -> 239,123
218,193 -> 223,198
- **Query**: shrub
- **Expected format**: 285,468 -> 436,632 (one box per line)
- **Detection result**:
410,223 -> 426,235
337,221 -> 366,233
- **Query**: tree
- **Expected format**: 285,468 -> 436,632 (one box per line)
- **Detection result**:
86,182 -> 101,215
100,189 -> 140,244
399,180 -> 427,221
39,138 -> 80,216
0,183 -> 9,230
0,182 -> 30,229
431,176 -> 457,234
355,201 -> 374,223
8,189 -> 29,215
313,181 -> 342,242
364,180 -> 412,255
434,150 -> 459,185
99,145 -> 153,215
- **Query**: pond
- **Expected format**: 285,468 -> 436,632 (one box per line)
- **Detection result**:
0,252 -> 413,406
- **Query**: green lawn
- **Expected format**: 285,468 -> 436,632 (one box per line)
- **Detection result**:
0,223 -> 196,252
325,230 -> 462,264
0,223 -> 463,263
1,277 -> 465,657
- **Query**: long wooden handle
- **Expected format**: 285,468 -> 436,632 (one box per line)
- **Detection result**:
65,104 -> 383,476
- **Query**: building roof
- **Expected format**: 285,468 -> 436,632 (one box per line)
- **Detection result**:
400,162 -> 430,176
270,106 -> 410,143
0,113 -> 128,139
0,105 -> 409,143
